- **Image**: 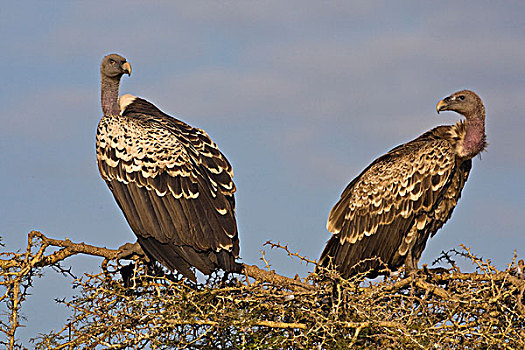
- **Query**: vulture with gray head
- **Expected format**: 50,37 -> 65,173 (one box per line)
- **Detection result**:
97,54 -> 241,281
319,90 -> 486,278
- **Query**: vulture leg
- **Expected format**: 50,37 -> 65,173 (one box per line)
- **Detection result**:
404,250 -> 419,275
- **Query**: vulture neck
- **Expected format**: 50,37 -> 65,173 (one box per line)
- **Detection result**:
101,75 -> 122,116
460,106 -> 486,158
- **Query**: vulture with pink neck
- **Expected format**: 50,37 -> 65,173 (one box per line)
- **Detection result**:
96,54 -> 241,281
319,90 -> 486,278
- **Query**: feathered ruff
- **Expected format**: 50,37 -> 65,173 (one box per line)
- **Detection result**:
319,123 -> 473,278
97,96 -> 240,281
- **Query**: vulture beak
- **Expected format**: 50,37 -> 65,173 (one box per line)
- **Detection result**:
122,61 -> 132,76
436,99 -> 447,114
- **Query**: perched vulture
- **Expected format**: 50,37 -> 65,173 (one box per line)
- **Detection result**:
319,90 -> 486,278
97,54 -> 241,281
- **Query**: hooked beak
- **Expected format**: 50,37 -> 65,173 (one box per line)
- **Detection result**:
436,99 -> 447,114
122,61 -> 132,76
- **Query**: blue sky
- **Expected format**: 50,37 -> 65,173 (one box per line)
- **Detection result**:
1,1 -> 525,343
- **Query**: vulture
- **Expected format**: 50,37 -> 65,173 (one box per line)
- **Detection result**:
319,90 -> 486,278
97,54 -> 241,281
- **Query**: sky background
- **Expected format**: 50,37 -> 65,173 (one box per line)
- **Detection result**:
1,1 -> 525,344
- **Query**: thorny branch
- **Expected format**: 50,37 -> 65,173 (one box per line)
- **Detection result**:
0,231 -> 524,349
264,240 -> 318,266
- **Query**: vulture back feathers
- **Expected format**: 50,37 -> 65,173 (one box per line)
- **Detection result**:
319,90 -> 486,278
97,54 -> 241,281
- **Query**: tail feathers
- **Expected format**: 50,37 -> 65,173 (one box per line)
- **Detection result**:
137,237 -> 240,281
318,235 -> 387,279
213,250 -> 242,274
318,236 -> 340,270
137,237 -> 198,281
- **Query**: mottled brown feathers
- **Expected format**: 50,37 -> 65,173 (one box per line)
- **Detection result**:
97,55 -> 240,281
319,90 -> 486,278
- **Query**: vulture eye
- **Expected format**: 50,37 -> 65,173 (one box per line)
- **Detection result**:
458,95 -> 465,101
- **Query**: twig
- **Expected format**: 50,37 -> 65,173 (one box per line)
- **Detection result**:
264,241 -> 317,266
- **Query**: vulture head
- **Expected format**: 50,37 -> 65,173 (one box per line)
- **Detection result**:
437,89 -> 486,157
101,53 -> 132,80
100,54 -> 132,116
436,90 -> 483,118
